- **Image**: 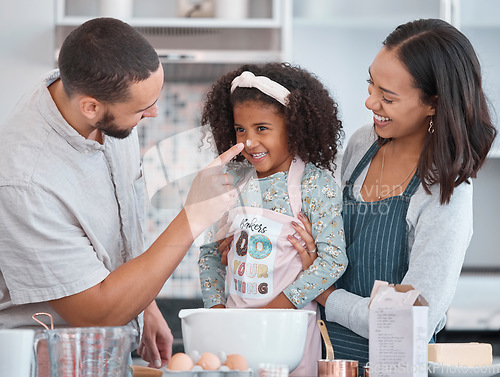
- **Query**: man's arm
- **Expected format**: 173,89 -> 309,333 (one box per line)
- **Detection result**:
49,143 -> 244,326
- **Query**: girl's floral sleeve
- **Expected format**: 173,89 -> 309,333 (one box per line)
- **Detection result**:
283,167 -> 348,309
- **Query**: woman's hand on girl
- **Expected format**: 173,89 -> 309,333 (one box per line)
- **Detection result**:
288,212 -> 318,270
218,235 -> 233,266
288,212 -> 336,306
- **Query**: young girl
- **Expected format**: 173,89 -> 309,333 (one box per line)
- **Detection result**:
198,62 -> 348,376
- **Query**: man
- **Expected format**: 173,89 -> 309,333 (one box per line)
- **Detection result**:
0,17 -> 242,369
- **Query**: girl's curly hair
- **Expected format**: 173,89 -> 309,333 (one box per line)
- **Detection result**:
201,62 -> 343,174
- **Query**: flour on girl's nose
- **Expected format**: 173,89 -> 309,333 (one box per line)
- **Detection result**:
246,140 -> 252,147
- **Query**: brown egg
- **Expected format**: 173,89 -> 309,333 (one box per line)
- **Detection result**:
224,354 -> 248,371
167,352 -> 194,371
196,352 -> 222,370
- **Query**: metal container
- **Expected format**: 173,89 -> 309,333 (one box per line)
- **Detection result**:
318,359 -> 359,377
316,320 -> 358,377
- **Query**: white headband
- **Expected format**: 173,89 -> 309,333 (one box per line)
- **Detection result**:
230,71 -> 290,106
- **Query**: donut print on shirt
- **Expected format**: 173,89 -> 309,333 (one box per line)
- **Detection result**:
229,214 -> 282,299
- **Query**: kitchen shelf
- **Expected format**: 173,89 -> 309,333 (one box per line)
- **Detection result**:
55,16 -> 283,29
54,0 -> 292,77
56,0 -> 283,27
293,18 -> 408,29
156,50 -> 282,63
55,0 -> 292,65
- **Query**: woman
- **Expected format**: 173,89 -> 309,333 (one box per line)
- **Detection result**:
288,18 -> 497,367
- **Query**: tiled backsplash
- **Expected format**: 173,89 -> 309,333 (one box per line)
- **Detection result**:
138,82 -> 216,298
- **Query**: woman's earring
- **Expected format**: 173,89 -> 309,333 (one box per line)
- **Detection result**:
428,116 -> 435,134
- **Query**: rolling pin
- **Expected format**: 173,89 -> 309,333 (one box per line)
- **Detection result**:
130,365 -> 163,377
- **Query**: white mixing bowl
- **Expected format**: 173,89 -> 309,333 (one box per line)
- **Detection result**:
179,308 -> 316,372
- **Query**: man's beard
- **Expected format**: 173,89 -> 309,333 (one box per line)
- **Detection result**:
96,111 -> 133,139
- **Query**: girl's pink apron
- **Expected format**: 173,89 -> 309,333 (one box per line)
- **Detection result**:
225,158 -> 320,377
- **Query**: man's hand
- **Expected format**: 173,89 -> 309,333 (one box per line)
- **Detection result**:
184,143 -> 244,238
136,302 -> 174,368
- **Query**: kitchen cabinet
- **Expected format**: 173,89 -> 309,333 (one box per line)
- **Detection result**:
55,0 -> 292,70
291,0 -> 499,156
58,0 -> 285,26
291,0 -> 442,144
448,0 -> 500,157
440,1 -> 500,276
290,0 -> 500,265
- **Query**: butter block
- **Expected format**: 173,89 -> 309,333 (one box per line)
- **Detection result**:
428,343 -> 493,366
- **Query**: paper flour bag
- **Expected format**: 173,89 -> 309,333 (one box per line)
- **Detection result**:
369,280 -> 429,377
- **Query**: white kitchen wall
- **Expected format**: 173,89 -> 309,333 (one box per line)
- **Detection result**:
465,158 -> 500,268
0,1 -> 55,125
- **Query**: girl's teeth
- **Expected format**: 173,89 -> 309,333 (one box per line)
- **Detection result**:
252,152 -> 267,159
374,114 -> 391,122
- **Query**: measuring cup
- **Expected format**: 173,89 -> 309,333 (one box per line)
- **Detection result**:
34,326 -> 136,377
317,320 -> 358,377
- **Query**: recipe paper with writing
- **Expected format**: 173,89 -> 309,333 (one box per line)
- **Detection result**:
369,280 -> 429,377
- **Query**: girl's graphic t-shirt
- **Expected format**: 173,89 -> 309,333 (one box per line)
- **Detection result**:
199,161 -> 347,309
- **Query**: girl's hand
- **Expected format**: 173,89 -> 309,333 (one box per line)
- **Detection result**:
210,304 -> 226,309
316,286 -> 336,307
288,212 -> 318,270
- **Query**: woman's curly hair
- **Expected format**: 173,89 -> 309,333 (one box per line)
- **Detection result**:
201,62 -> 343,174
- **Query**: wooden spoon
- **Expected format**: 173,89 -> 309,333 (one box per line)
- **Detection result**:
317,319 -> 334,360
